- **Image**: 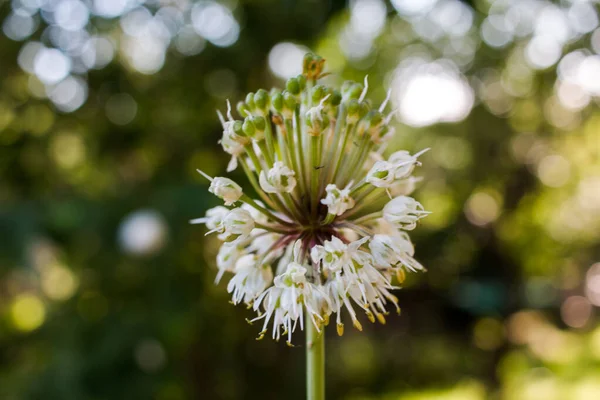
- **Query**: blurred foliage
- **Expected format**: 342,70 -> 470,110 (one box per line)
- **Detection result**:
1,0 -> 600,399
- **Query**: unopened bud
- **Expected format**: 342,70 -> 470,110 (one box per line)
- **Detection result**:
346,99 -> 360,124
252,116 -> 266,132
271,91 -> 283,113
245,92 -> 255,110
237,101 -> 250,118
330,90 -> 342,106
286,77 -> 301,95
254,89 -> 269,111
311,85 -> 326,104
282,91 -> 296,118
232,120 -> 245,137
242,117 -> 255,137
296,74 -> 306,91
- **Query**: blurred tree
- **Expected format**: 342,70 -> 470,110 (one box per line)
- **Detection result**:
1,0 -> 600,399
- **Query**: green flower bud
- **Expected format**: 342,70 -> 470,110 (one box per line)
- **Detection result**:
311,85 -> 326,103
296,74 -> 306,91
242,117 -> 255,137
271,91 -> 283,113
330,90 -> 342,106
366,110 -> 384,129
254,89 -> 269,111
359,102 -> 370,119
286,77 -> 301,95
245,92 -> 256,110
282,92 -> 296,119
233,120 -> 245,137
252,116 -> 266,132
346,99 -> 360,123
283,92 -> 296,109
237,101 -> 250,118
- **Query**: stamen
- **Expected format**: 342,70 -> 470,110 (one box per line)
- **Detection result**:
384,108 -> 398,125
379,88 -> 392,112
359,75 -> 369,103
216,110 -> 226,125
226,99 -> 233,120
196,169 -> 214,182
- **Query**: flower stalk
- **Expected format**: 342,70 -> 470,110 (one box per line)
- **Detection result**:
306,316 -> 325,400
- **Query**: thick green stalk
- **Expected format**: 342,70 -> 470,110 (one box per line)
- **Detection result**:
306,318 -> 325,400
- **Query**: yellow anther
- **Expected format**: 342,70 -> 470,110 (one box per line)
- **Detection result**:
366,311 -> 375,323
337,323 -> 344,336
396,269 -> 406,284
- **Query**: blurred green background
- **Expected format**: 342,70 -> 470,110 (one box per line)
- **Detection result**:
1,0 -> 600,399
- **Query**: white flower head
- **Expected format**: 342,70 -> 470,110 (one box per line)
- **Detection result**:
221,208 -> 255,242
209,177 -> 243,206
321,184 -> 355,216
193,55 -> 430,342
259,162 -> 297,193
383,196 -> 429,230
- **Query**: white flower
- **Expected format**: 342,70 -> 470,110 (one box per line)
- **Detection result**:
369,233 -> 424,272
215,243 -> 244,283
221,132 -> 245,172
382,196 -> 429,230
221,208 -> 255,242
209,177 -> 243,205
321,184 -> 355,216
259,162 -> 297,193
189,206 -> 229,234
218,102 -> 250,172
227,254 -> 273,305
252,261 -> 323,344
305,94 -> 330,133
365,160 -> 395,188
365,149 -> 427,188
310,236 -> 346,272
388,150 -> 419,179
325,277 -> 363,335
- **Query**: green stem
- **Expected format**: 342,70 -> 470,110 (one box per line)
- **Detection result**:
310,135 -> 321,220
306,317 -> 325,400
